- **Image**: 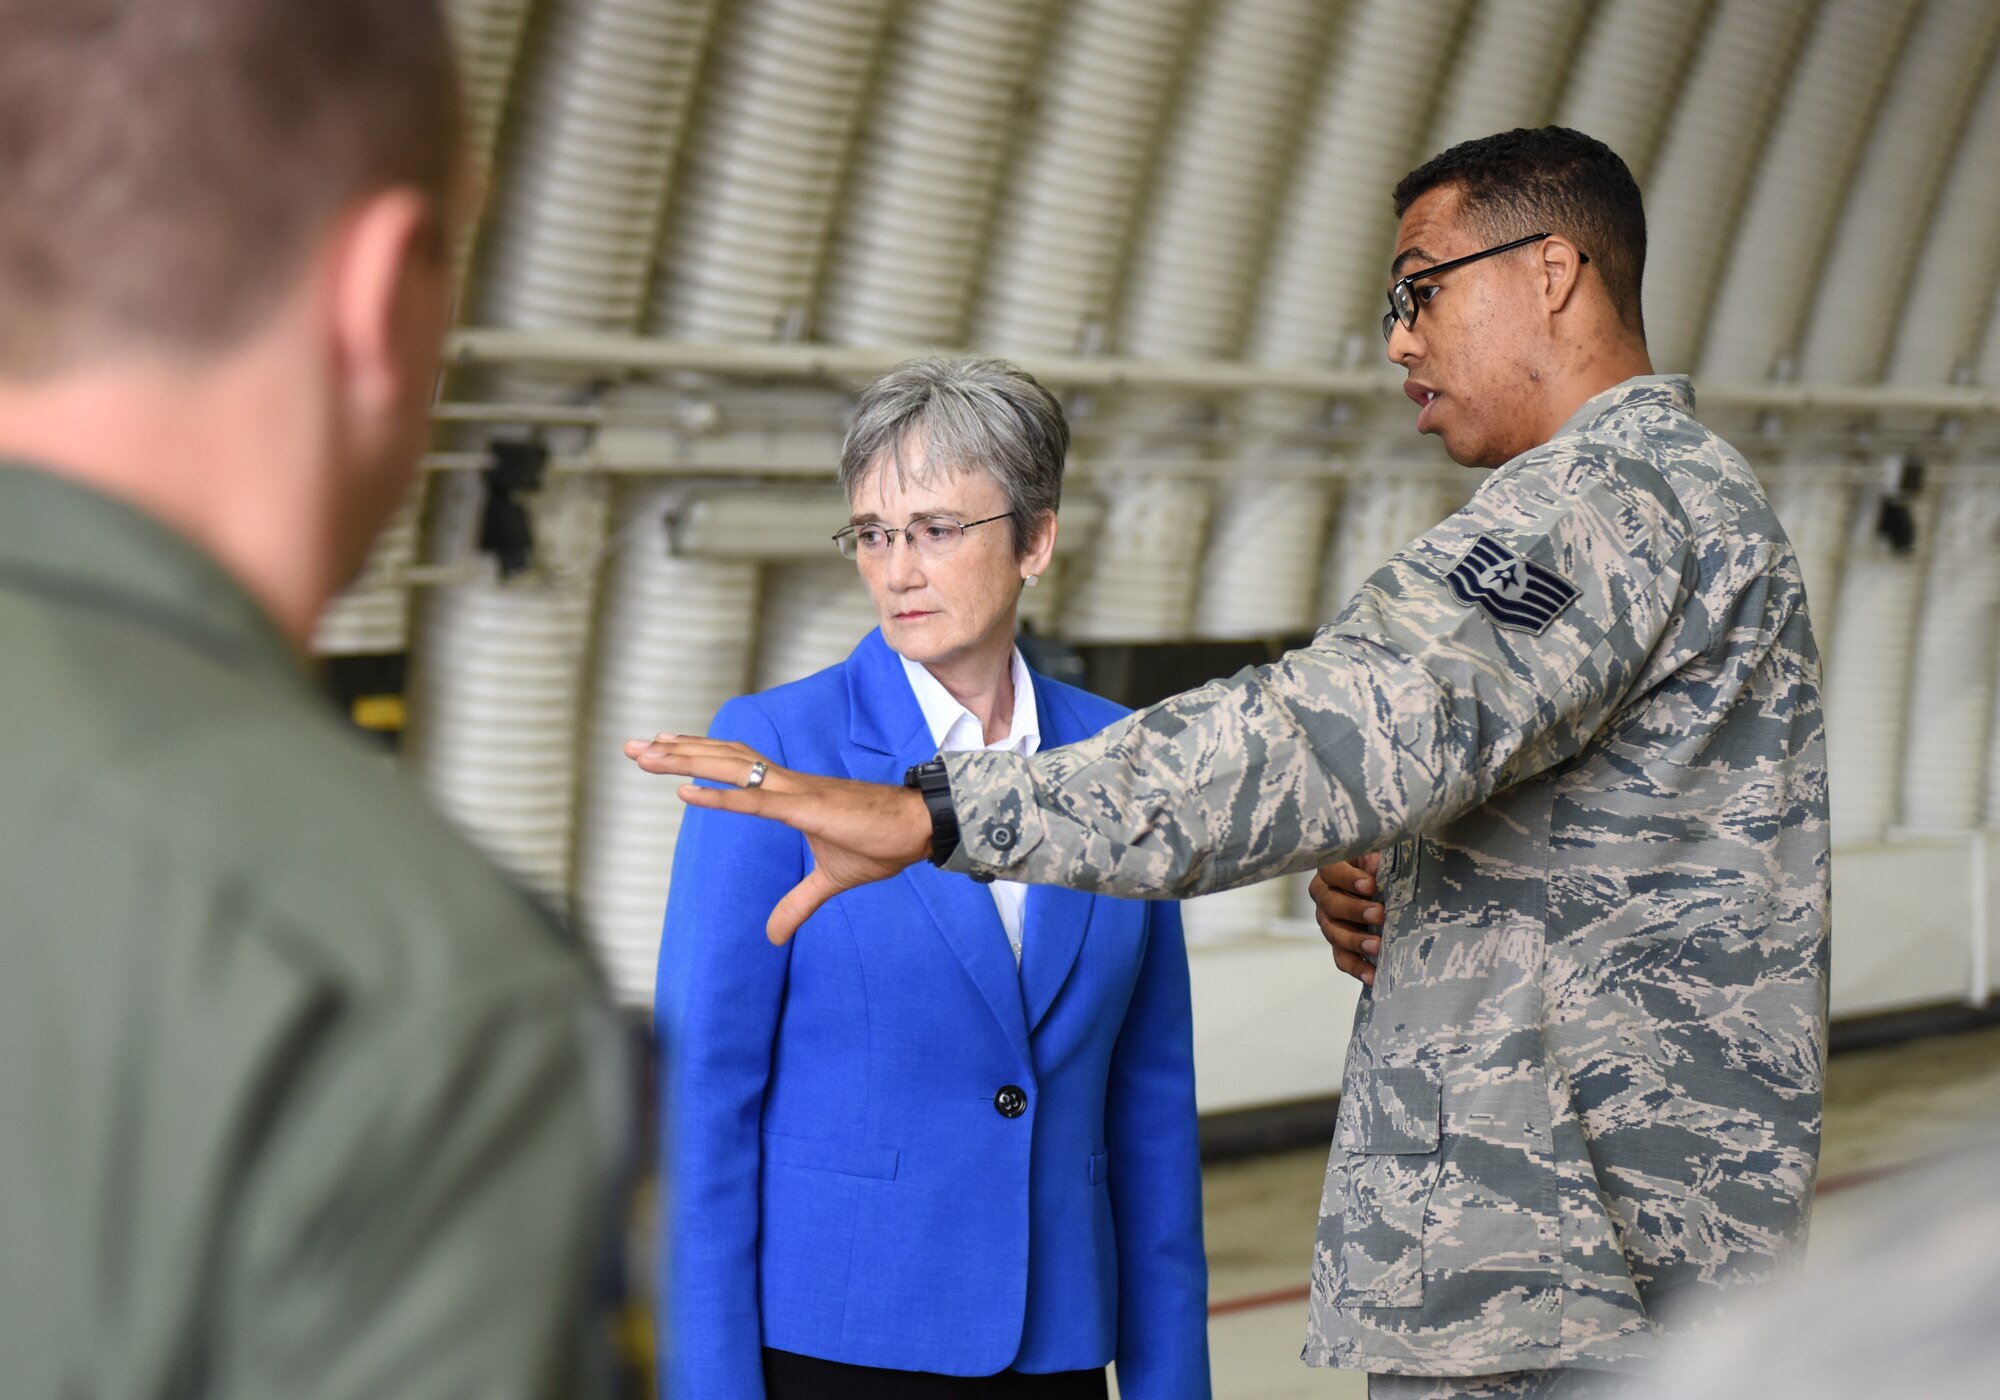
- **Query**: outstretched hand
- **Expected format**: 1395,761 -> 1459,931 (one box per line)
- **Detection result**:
624,734 -> 934,944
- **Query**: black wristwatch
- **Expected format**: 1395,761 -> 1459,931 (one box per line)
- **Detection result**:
903,757 -> 961,868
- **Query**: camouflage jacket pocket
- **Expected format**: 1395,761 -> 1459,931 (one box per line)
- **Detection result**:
1332,1062 -> 1442,1308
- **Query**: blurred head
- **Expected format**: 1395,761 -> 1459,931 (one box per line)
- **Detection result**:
0,0 -> 463,575
837,357 -> 1065,674
1384,126 -> 1649,468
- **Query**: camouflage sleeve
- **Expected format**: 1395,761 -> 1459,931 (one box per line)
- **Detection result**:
943,445 -> 1697,898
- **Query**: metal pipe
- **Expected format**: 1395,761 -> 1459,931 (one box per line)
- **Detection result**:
446,327 -> 2000,420
448,327 -> 1394,397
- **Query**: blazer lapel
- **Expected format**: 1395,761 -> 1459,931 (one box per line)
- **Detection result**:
907,863 -> 1031,1066
1020,883 -> 1094,1034
842,630 -> 1032,1066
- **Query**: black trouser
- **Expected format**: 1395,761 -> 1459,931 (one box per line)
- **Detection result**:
762,1348 -> 1110,1399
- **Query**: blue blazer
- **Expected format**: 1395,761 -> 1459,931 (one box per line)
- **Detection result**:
656,629 -> 1209,1398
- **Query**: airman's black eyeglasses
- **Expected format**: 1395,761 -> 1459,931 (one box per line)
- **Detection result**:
1381,232 -> 1588,341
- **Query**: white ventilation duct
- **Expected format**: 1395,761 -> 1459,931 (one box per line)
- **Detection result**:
1014,492 -> 1112,637
1193,472 -> 1335,640
1642,0 -> 1818,373
1422,0 -> 1594,156
1885,49 -> 2000,387
1115,0 -> 1330,364
755,559 -> 882,691
1078,0 -> 1331,646
1247,0 -> 1467,371
407,451 -> 613,905
1824,480 -> 1937,847
1762,466 -> 1856,673
1216,0 -> 1488,644
411,0 -> 711,900
1901,480 -> 2000,832
571,485 -> 759,1006
1227,0 -> 1470,648
478,0 -> 714,338
817,0 -> 1059,348
1060,455 -> 1212,643
406,473 -> 612,902
1553,0 -> 1715,182
312,498 -> 422,657
449,0 -> 539,182
1983,315 -> 2000,828
1698,0 -> 1920,383
1107,0 -> 1333,647
447,0 -> 539,288
1990,671 -> 2000,826
970,0 -> 1204,354
648,0 -> 892,344
1984,273 -> 2000,387
1797,0 -> 2000,387
963,0 -> 1201,640
1322,466 -> 1463,622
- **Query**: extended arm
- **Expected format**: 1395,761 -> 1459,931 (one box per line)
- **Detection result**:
631,450 -> 1693,938
941,456 -> 1693,898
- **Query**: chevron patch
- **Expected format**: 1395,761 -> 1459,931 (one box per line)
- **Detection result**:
1445,534 -> 1579,635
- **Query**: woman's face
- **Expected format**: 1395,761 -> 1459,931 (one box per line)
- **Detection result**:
847,451 -> 1055,673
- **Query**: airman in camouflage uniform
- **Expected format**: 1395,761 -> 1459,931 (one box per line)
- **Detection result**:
628,128 -> 1830,1397
944,370 -> 1829,1392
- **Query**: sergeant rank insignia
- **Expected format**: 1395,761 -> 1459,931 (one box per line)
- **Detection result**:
1446,535 -> 1579,634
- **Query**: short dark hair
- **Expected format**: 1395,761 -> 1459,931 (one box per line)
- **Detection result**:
1394,126 -> 1647,335
0,0 -> 461,378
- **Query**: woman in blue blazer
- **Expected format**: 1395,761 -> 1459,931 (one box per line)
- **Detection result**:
652,357 -> 1209,1399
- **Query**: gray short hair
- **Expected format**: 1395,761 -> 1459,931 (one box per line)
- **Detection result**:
839,355 -> 1068,557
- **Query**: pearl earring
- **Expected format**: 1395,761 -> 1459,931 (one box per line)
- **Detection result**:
1023,574 -> 1040,587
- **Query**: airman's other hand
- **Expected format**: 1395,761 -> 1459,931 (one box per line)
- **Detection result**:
1310,853 -> 1384,987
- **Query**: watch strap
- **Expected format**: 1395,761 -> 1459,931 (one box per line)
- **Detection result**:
902,757 -> 961,868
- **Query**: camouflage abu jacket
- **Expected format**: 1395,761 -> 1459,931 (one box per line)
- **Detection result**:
940,376 -> 1831,1376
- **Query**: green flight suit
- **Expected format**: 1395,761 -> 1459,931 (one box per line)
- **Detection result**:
0,465 -> 632,1399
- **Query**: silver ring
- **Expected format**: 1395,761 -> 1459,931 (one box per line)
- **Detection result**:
743,760 -> 768,789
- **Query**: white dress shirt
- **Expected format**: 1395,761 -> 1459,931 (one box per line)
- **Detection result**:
899,647 -> 1041,965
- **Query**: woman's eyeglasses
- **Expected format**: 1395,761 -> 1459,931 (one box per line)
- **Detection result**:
832,512 -> 1014,561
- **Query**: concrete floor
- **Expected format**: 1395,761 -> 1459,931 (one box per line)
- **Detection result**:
1168,1024 -> 2000,1400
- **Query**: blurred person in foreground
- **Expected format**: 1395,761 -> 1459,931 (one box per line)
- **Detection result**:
653,356 -> 1209,1399
0,3 -> 631,1397
1652,1128 -> 2000,1400
632,128 -> 1830,1397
